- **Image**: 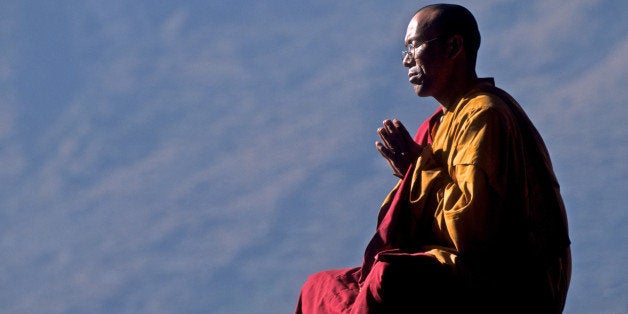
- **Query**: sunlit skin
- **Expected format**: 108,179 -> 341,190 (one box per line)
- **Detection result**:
375,7 -> 479,178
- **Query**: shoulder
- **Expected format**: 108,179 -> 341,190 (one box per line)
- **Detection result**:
459,90 -> 508,115
451,93 -> 505,128
453,86 -> 522,127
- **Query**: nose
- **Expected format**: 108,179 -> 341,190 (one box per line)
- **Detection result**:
402,53 -> 415,68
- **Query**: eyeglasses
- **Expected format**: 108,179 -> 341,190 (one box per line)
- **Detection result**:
401,37 -> 442,61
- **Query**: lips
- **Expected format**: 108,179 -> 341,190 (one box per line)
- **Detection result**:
408,67 -> 423,85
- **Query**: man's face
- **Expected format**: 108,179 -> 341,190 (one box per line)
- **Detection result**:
403,12 -> 450,98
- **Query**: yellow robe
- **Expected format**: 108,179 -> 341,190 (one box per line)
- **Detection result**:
378,80 -> 571,311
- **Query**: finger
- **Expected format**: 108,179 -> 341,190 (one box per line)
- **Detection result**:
382,120 -> 403,151
375,141 -> 395,160
391,119 -> 418,154
376,142 -> 403,177
384,119 -> 397,135
393,119 -> 414,142
376,141 -> 403,166
377,127 -> 396,151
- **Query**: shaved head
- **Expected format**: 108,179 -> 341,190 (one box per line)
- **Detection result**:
414,4 -> 481,68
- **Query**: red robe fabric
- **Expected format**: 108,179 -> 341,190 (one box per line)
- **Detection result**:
359,107 -> 443,283
295,108 -> 445,314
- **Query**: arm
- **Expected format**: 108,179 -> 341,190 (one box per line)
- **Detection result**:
440,106 -> 509,256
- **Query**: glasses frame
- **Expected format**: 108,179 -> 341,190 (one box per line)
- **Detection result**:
401,36 -> 443,61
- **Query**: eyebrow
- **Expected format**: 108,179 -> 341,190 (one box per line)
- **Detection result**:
404,34 -> 423,46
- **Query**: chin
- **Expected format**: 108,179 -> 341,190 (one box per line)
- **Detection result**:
413,85 -> 431,97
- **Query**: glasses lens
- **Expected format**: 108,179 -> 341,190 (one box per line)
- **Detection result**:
402,44 -> 414,60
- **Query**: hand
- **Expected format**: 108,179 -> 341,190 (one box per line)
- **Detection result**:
375,119 -> 421,178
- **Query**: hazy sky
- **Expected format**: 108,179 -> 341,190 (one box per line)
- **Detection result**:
0,1 -> 626,313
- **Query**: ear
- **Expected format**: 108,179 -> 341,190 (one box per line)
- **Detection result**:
448,34 -> 464,58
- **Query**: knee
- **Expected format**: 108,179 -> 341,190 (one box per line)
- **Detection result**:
370,258 -> 445,291
371,261 -> 402,290
365,261 -> 410,300
368,258 -> 457,301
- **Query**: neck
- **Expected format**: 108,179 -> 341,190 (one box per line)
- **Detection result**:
435,69 -> 478,112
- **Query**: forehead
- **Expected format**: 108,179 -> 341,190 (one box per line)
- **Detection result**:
404,19 -> 420,44
404,10 -> 438,44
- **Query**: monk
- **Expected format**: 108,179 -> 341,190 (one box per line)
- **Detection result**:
296,4 -> 571,313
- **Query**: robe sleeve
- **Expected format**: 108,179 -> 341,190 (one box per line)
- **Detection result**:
443,107 -> 509,252
436,104 -> 511,261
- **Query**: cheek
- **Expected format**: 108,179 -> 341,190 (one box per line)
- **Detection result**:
415,56 -> 435,75
421,58 -> 447,78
